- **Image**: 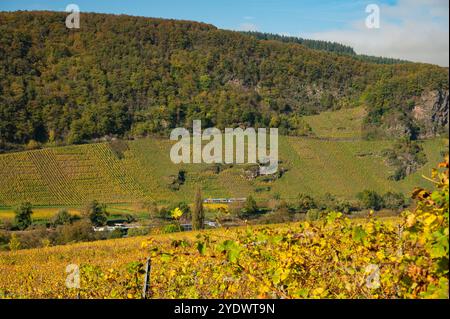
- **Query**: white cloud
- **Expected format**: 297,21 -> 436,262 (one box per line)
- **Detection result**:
307,0 -> 449,66
239,22 -> 258,32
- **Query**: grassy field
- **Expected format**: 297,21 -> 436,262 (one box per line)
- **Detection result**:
303,106 -> 366,139
0,135 -> 447,207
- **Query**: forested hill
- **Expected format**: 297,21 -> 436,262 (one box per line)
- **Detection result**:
0,11 -> 448,151
240,31 -> 410,65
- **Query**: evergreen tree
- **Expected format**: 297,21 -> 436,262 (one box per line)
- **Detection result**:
85,200 -> 109,227
192,188 -> 205,230
240,195 -> 258,217
14,202 -> 33,230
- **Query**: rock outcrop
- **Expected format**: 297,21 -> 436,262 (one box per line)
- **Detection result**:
412,89 -> 449,138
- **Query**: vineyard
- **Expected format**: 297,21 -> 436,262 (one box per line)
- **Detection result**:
0,157 -> 447,299
0,143 -> 147,206
0,136 -> 447,206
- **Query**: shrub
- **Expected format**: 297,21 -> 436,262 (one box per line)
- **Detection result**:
258,209 -> 292,224
108,228 -> 125,239
124,214 -> 137,223
84,200 -> 109,227
382,192 -> 406,210
295,193 -> 317,213
148,202 -> 160,219
56,219 -> 95,244
0,219 -> 13,231
0,230 -> 10,247
306,209 -> 322,221
8,233 -> 20,251
177,202 -> 191,220
240,196 -> 258,218
163,224 -> 181,234
127,227 -> 150,237
52,209 -> 76,226
333,200 -> 356,215
357,190 -> 384,211
14,202 -> 33,230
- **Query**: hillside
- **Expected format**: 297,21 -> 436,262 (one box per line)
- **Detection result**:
0,149 -> 447,300
0,11 -> 448,152
0,134 -> 447,206
240,31 -> 410,64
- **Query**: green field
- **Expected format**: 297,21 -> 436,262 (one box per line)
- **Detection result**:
0,133 -> 447,207
303,106 -> 366,139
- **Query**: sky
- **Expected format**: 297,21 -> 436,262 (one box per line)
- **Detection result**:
1,0 -> 448,66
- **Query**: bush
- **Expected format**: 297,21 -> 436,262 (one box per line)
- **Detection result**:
177,202 -> 191,220
108,228 -> 126,239
357,190 -> 384,211
240,196 -> 258,218
56,219 -> 95,244
124,214 -> 137,223
157,206 -> 170,219
84,200 -> 109,227
294,193 -> 316,213
127,227 -> 150,237
382,192 -> 406,210
143,201 -> 160,219
52,209 -> 76,226
0,219 -> 13,231
8,233 -> 20,251
163,224 -> 181,234
332,200 -> 356,215
258,209 -> 292,224
306,209 -> 322,221
0,230 -> 10,247
14,202 -> 33,230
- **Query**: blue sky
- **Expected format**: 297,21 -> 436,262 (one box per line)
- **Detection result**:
0,0 -> 403,34
1,0 -> 448,65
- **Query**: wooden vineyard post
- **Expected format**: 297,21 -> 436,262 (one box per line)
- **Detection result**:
142,258 -> 151,299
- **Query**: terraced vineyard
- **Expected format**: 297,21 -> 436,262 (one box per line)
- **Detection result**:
0,143 -> 146,206
0,136 -> 447,206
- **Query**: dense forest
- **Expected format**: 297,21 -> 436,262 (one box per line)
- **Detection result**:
241,31 -> 410,64
0,11 -> 448,150
240,31 -> 357,55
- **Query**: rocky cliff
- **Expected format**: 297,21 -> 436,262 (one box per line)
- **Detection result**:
413,89 -> 449,138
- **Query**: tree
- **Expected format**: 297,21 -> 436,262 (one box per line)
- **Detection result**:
14,202 -> 33,230
192,188 -> 205,230
357,190 -> 384,211
56,219 -> 95,244
295,193 -> 316,213
382,192 -> 406,210
84,200 -> 109,227
52,209 -> 75,226
240,196 -> 258,217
